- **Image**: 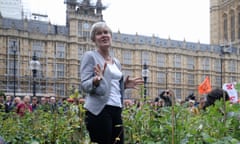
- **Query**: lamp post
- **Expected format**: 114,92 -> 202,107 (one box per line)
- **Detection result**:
30,53 -> 41,97
220,44 -> 231,88
142,63 -> 149,101
12,41 -> 17,97
220,57 -> 223,88
165,67 -> 168,89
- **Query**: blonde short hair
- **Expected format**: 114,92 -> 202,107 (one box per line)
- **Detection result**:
90,21 -> 112,42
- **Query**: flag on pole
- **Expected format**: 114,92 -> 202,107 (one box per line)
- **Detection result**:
198,76 -> 212,94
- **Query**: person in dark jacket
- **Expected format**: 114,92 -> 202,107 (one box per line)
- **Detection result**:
203,88 -> 229,110
4,95 -> 13,113
159,89 -> 174,106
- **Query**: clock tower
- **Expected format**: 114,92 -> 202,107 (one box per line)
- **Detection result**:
64,0 -> 107,38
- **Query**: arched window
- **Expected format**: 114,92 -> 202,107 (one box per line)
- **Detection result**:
223,14 -> 228,41
230,10 -> 235,41
238,7 -> 240,39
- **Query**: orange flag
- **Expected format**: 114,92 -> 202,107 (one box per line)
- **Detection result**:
198,76 -> 212,94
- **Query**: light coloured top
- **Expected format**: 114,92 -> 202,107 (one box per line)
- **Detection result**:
80,50 -> 125,115
106,63 -> 123,108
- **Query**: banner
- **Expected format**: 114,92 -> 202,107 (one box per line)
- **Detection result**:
198,76 -> 211,94
222,83 -> 238,103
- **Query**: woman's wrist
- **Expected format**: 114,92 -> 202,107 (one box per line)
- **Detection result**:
93,76 -> 102,86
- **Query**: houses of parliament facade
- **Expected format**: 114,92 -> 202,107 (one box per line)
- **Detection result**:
0,0 -> 239,100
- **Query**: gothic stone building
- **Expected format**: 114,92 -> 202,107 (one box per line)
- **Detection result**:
0,0 -> 239,101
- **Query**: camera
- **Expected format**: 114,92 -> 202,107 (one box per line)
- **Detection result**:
185,93 -> 195,101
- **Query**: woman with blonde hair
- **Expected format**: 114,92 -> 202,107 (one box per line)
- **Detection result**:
80,21 -> 143,144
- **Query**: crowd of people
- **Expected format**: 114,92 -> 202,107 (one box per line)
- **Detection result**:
0,87 -> 232,121
151,88 -> 230,115
0,94 -> 85,117
0,87 -> 230,117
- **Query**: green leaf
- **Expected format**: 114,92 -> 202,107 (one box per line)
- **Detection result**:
235,83 -> 240,92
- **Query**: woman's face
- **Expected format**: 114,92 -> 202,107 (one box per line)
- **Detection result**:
94,27 -> 112,49
24,96 -> 30,104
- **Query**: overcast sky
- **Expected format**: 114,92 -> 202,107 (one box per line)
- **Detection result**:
28,0 -> 210,44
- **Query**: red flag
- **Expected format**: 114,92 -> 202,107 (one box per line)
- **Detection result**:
198,76 -> 212,94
